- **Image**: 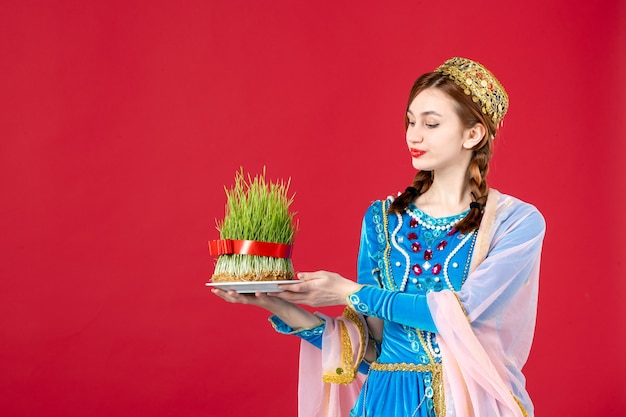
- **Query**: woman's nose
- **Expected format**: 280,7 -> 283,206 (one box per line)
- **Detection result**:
407,129 -> 423,144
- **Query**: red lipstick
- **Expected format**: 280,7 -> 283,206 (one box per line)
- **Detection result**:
410,148 -> 425,158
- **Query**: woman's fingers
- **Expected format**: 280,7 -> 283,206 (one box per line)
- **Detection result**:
271,289 -> 305,303
296,270 -> 334,281
212,288 -> 290,311
277,280 -> 309,293
212,288 -> 246,303
273,270 -> 361,307
212,288 -> 264,305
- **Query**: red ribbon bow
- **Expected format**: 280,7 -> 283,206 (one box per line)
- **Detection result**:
208,239 -> 293,259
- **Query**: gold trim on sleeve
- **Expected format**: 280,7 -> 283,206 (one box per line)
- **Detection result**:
513,395 -> 530,417
321,307 -> 368,385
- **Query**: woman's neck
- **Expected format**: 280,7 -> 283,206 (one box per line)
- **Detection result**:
415,173 -> 472,218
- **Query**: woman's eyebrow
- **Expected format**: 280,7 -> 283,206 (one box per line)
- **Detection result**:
407,109 -> 443,117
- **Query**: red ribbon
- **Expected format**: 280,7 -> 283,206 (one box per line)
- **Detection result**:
208,239 -> 293,259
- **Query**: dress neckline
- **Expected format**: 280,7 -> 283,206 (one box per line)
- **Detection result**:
406,203 -> 469,227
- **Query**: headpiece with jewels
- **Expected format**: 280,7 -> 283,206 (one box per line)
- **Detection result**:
435,57 -> 509,126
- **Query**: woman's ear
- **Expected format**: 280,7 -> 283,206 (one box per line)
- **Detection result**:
462,123 -> 486,149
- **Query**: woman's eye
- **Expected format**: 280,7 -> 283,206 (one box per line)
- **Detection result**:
425,123 -> 439,128
408,121 -> 416,127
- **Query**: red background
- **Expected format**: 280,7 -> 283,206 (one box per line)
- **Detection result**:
1,1 -> 624,416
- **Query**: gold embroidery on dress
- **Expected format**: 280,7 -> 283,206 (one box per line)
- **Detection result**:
381,199 -> 396,290
370,362 -> 446,417
322,308 -> 367,385
370,362 -> 439,372
432,364 -> 445,417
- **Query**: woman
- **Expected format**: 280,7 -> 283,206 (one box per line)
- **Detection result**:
212,57 -> 545,417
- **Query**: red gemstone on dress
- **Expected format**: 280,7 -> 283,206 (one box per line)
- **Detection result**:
411,242 -> 422,253
424,250 -> 433,261
410,218 -> 419,228
412,264 -> 423,275
447,228 -> 457,236
407,232 -> 418,240
437,240 -> 448,251
432,264 -> 442,275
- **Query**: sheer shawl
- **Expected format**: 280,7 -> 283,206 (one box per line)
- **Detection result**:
427,190 -> 545,416
298,310 -> 368,417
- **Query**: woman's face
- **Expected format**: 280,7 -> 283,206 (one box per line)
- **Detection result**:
406,88 -> 476,174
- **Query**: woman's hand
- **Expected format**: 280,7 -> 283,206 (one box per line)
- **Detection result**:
211,288 -> 323,329
272,270 -> 362,307
211,288 -> 290,312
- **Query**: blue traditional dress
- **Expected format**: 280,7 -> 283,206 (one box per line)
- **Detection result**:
271,191 -> 545,417
349,198 -> 477,417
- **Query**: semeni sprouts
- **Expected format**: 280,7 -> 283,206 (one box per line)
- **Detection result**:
212,168 -> 297,282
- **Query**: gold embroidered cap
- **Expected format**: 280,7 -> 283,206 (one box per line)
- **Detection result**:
435,57 -> 509,125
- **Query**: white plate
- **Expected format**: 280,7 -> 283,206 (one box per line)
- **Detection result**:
206,280 -> 300,293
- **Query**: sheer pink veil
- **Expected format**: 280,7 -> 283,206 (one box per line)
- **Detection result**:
298,312 -> 367,417
427,190 -> 545,417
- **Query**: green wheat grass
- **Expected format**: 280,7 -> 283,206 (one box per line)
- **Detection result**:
212,168 -> 297,282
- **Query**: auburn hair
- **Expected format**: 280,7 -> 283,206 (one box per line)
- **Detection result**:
388,72 -> 499,233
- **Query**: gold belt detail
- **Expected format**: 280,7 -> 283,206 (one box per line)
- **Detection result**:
369,362 -> 441,373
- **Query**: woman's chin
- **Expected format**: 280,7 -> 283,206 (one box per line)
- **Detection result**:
411,161 -> 431,171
